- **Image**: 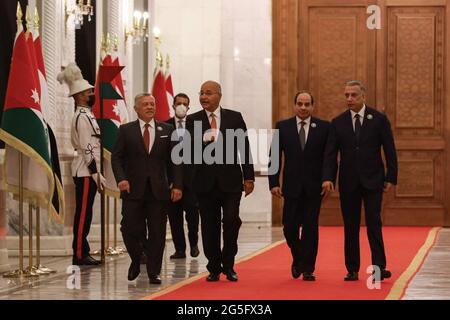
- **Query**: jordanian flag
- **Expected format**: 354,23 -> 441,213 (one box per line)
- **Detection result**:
111,51 -> 129,124
92,50 -> 124,198
0,24 -> 64,223
32,24 -> 64,222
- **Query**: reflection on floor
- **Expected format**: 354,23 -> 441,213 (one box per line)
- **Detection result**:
0,225 -> 449,300
0,223 -> 284,300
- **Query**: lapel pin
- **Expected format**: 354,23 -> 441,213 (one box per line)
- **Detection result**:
311,123 -> 317,128
157,126 -> 163,131
367,114 -> 373,120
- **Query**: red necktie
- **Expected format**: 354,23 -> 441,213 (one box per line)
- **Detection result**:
143,123 -> 150,153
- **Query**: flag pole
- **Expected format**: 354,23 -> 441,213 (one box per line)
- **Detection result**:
23,202 -> 38,277
100,90 -> 106,265
18,153 -> 24,275
34,205 -> 55,274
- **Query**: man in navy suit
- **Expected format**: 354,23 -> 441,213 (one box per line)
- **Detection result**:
322,81 -> 398,281
112,94 -> 183,284
269,91 -> 330,281
166,93 -> 200,259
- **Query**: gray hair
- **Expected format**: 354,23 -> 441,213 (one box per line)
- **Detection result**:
134,93 -> 153,106
346,80 -> 366,94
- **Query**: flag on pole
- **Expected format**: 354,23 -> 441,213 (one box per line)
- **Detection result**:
32,18 -> 64,220
0,16 -> 64,223
91,45 -> 124,198
111,51 -> 129,124
165,54 -> 174,116
151,60 -> 170,122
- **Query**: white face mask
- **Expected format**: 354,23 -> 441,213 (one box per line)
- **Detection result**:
175,104 -> 188,118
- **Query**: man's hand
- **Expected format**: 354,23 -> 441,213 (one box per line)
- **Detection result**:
118,180 -> 130,194
171,188 -> 183,202
92,173 -> 106,193
384,182 -> 393,193
244,180 -> 254,197
321,181 -> 334,200
270,187 -> 283,199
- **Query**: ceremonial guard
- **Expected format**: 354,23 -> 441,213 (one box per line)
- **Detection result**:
58,63 -> 105,265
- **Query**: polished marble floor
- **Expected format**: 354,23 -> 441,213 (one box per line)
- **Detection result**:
0,223 -> 284,300
0,224 -> 449,300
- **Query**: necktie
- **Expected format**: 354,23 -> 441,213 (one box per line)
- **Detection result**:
354,114 -> 361,142
143,123 -> 150,153
299,121 -> 306,151
210,114 -> 217,141
210,114 -> 217,129
177,120 -> 184,142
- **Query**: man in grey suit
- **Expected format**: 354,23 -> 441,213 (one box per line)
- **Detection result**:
112,94 -> 183,284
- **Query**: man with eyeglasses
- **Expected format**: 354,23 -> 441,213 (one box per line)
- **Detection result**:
186,81 -> 255,282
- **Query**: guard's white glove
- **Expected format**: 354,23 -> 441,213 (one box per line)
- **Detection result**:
92,173 -> 106,192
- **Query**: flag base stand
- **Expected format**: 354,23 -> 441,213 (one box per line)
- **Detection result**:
23,267 -> 40,278
3,269 -> 24,278
34,265 -> 56,274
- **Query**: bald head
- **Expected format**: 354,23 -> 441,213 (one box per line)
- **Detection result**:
199,81 -> 222,112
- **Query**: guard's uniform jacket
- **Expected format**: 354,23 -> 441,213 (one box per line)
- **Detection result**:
71,105 -> 101,262
71,106 -> 101,177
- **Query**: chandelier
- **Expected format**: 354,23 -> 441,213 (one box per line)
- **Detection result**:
66,0 -> 94,29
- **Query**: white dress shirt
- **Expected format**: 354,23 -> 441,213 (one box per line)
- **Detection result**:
205,107 -> 221,130
296,116 -> 311,145
138,118 -> 156,153
350,105 -> 366,131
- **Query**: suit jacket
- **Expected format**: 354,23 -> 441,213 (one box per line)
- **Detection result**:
322,106 -> 398,193
268,116 -> 330,197
111,120 -> 183,201
165,117 -> 194,189
186,108 -> 255,193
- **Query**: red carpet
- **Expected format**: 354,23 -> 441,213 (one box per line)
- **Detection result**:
145,227 -> 438,300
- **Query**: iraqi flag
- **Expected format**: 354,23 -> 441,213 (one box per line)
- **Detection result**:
151,66 -> 170,122
0,26 -> 64,223
165,71 -> 174,118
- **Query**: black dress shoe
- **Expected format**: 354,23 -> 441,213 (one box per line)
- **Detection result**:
170,251 -> 186,259
291,265 -> 302,279
344,272 -> 359,281
128,261 -> 140,281
302,272 -> 316,281
149,275 -> 162,284
380,269 -> 392,281
73,255 -> 102,266
223,269 -> 238,282
190,245 -> 200,258
206,273 -> 220,282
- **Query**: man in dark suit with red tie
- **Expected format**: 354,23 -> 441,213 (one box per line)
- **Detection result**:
166,93 -> 200,259
186,81 -> 255,282
322,81 -> 398,282
268,91 -> 330,281
111,93 -> 183,284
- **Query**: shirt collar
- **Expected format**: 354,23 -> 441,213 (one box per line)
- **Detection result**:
138,118 -> 155,129
175,116 -> 187,122
296,116 -> 311,126
205,107 -> 221,119
350,105 -> 366,119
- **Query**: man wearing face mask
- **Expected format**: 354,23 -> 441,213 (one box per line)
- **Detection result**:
58,63 -> 105,266
165,93 -> 200,259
